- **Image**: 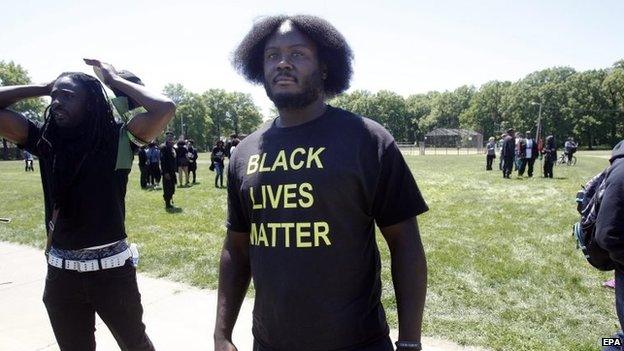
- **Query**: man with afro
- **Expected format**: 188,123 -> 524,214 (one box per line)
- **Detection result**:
215,15 -> 428,351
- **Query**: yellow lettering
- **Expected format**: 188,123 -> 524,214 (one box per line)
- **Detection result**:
314,222 -> 331,246
271,150 -> 288,171
259,153 -> 271,172
250,187 -> 263,210
306,147 -> 325,169
296,222 -> 312,248
267,223 -> 280,247
267,185 -> 283,209
257,223 -> 269,246
282,223 -> 294,247
250,223 -> 258,245
298,183 -> 314,208
283,184 -> 297,209
247,154 -> 259,174
290,148 -> 306,170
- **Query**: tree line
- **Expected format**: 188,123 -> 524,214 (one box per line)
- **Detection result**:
332,59 -> 624,148
3,58 -> 624,157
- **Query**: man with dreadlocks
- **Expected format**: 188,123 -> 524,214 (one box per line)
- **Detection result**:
0,59 -> 175,351
215,15 -> 428,351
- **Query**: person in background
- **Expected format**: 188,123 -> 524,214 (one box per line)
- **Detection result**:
176,140 -> 190,187
485,136 -> 496,171
23,149 -> 34,171
542,135 -> 556,178
594,139 -> 624,350
564,137 -> 578,163
498,133 -> 506,171
161,132 -> 177,209
501,129 -> 516,179
138,146 -> 148,189
146,142 -> 161,188
515,132 -> 525,175
522,131 -> 538,177
211,140 -> 226,188
187,139 -> 198,184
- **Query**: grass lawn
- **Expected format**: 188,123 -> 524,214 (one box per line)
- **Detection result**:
0,151 -> 618,350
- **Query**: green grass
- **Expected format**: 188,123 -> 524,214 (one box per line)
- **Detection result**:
0,152 -> 617,350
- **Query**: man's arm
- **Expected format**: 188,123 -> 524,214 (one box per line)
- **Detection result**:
214,229 -> 251,351
380,217 -> 427,348
0,84 -> 51,144
84,59 -> 175,143
596,163 -> 624,265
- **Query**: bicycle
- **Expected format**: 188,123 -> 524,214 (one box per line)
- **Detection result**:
557,152 -> 577,166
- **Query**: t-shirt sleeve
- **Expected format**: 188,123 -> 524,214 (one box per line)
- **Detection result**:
16,119 -> 44,157
372,141 -> 428,228
226,154 -> 250,233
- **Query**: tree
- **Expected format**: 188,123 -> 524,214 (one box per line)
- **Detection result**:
405,93 -> 432,141
565,70 -> 610,148
602,67 -> 624,144
227,92 -> 263,136
420,86 -> 475,134
0,61 -> 46,159
176,92 -> 213,150
460,81 -> 510,139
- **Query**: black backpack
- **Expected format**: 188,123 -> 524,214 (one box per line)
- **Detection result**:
573,170 -> 615,271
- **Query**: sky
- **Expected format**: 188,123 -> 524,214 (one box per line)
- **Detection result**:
1,0 -> 623,116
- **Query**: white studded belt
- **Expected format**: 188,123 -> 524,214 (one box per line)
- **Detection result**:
47,248 -> 132,272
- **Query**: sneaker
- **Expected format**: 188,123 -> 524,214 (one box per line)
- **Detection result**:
603,278 -> 616,289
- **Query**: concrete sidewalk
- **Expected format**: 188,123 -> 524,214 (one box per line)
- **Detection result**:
0,241 -> 486,351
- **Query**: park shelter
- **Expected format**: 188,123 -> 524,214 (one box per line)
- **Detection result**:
424,128 -> 483,151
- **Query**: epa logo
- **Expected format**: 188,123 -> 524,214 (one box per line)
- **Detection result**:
603,337 -> 623,346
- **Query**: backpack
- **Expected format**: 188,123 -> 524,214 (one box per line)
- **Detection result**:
573,170 -> 615,271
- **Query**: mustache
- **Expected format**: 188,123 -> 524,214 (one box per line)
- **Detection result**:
273,72 -> 297,83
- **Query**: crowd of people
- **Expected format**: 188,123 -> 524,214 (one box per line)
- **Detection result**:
485,128 -> 578,179
135,134 -> 241,209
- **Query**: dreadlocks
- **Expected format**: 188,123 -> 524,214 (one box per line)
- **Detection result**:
37,72 -> 117,212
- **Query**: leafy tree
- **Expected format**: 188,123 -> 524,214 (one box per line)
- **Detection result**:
0,61 -> 46,159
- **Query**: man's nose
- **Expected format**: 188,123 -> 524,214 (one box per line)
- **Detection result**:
276,56 -> 293,71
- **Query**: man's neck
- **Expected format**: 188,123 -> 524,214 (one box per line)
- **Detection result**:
276,99 -> 327,128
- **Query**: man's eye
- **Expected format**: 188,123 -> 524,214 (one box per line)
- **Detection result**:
267,53 -> 278,60
292,52 -> 303,58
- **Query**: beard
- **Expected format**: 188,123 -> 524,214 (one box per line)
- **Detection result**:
264,69 -> 324,109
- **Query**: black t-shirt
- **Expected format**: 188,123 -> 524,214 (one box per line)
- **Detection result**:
160,144 -> 177,173
19,119 -> 134,250
212,146 -> 226,165
227,105 -> 428,351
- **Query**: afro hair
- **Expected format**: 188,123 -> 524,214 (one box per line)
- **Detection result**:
232,14 -> 354,98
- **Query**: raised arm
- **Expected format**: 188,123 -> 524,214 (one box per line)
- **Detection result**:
214,229 -> 251,351
380,217 -> 427,350
84,59 -> 175,143
0,83 -> 51,144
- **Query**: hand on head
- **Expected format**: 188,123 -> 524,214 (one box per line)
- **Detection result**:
83,58 -> 118,86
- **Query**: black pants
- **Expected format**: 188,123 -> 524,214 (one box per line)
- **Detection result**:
502,157 -> 514,178
139,165 -> 148,188
486,155 -> 495,170
43,262 -> 154,351
163,172 -> 176,203
253,336 -> 393,351
189,163 -> 197,183
544,160 -> 554,178
526,158 -> 536,177
148,164 -> 161,185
